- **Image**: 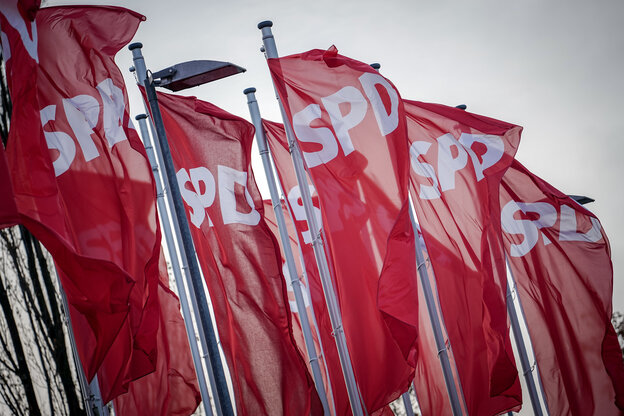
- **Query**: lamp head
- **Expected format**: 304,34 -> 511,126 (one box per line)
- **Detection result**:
152,60 -> 246,91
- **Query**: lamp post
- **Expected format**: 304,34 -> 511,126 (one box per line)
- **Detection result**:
129,43 -> 245,416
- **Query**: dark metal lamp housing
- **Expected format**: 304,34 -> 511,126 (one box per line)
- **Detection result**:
152,60 -> 246,92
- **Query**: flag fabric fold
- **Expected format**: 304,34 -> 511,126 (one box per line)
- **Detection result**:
113,252 -> 201,416
411,225 -> 455,416
262,198 -> 335,413
0,4 -> 162,401
151,89 -> 322,416
501,160 -> 624,415
262,119 -> 349,415
0,142 -> 18,229
405,100 -> 522,415
267,46 -> 419,413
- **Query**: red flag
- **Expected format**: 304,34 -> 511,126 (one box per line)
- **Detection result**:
501,160 -> 624,414
262,198 -> 335,413
113,253 -> 200,416
268,46 -> 419,413
411,226 -> 456,416
151,89 -> 322,416
17,0 -> 40,20
405,100 -> 522,415
0,142 -> 19,229
0,5 -> 161,400
263,119 -> 352,415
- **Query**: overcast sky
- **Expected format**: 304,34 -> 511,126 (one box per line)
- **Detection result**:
47,0 -> 623,324
42,0 -> 623,413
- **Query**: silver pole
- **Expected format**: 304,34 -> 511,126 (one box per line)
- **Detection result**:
129,42 -> 234,416
88,377 -> 109,416
407,202 -> 464,415
135,114 -> 213,416
129,45 -> 225,416
271,161 -> 337,413
257,20 -> 364,416
53,268 -> 101,416
244,88 -> 331,415
401,392 -> 415,416
505,258 -> 545,416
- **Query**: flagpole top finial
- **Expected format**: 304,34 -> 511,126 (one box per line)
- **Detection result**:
135,114 -> 148,120
370,63 -> 381,70
257,21 -> 273,29
243,87 -> 257,95
128,42 -> 143,51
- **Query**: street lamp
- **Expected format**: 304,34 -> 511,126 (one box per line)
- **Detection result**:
569,195 -> 595,205
129,42 -> 243,416
152,60 -> 245,91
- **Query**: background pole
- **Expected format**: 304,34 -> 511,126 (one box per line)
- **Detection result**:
245,87 -> 331,415
401,392 -> 415,416
135,114 -> 214,416
408,203 -> 465,415
505,258 -> 545,416
53,268 -> 102,416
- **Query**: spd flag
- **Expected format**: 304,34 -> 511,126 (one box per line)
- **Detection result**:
501,160 -> 624,414
113,253 -> 200,416
0,5 -> 161,400
405,100 -> 522,415
152,89 -> 322,416
263,118 -> 350,415
411,225 -> 456,416
262,198 -> 334,413
268,46 -> 419,413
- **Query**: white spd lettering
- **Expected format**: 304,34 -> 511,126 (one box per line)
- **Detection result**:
501,200 -> 602,257
177,165 -> 260,228
0,1 -> 38,62
41,79 -> 131,177
41,105 -> 75,177
410,133 -> 504,199
218,165 -> 260,226
292,72 -> 399,168
287,184 -> 322,244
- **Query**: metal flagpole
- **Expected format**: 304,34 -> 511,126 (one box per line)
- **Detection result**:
401,392 -> 415,416
53,268 -> 104,416
129,44 -> 234,416
135,114 -> 214,416
257,20 -> 365,416
128,61 -> 224,416
269,147 -> 338,413
408,201 -> 465,415
244,88 -> 331,415
505,257 -> 545,416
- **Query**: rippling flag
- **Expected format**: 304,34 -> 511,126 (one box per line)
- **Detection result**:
262,198 -> 335,412
263,119 -> 349,415
151,89 -> 322,415
501,160 -> 624,414
113,253 -> 200,416
405,100 -> 522,415
411,225 -> 455,416
0,5 -> 161,400
268,46 -> 419,413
